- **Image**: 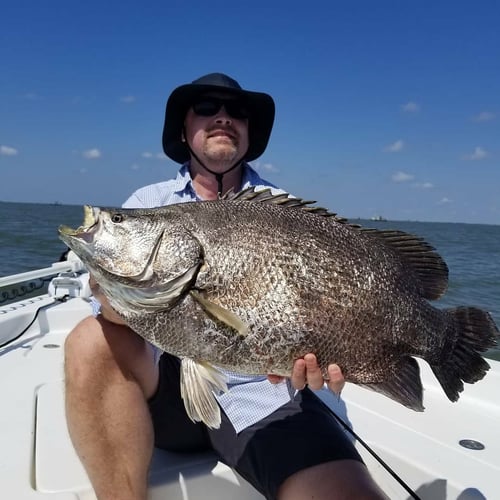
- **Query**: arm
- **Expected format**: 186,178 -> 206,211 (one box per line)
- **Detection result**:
89,275 -> 127,325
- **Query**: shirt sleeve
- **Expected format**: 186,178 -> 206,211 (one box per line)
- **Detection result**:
122,191 -> 146,209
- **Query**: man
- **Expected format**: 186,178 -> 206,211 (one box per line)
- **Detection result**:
65,73 -> 387,499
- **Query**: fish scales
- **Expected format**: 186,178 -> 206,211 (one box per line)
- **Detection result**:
59,188 -> 499,428
170,202 -> 403,373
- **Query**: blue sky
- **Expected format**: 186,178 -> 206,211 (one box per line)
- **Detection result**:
1,1 -> 499,224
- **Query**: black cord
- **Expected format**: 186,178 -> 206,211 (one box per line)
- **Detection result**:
0,296 -> 69,349
317,395 -> 422,500
183,127 -> 245,196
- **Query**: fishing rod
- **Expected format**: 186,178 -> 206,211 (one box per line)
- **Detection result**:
317,396 -> 422,500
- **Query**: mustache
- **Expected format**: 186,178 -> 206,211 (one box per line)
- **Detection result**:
207,124 -> 238,138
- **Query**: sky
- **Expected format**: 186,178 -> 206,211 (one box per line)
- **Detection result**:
1,0 -> 499,224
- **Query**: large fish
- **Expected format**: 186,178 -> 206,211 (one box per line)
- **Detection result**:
59,189 -> 498,428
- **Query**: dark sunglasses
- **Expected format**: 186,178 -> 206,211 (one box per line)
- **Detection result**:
192,97 -> 249,120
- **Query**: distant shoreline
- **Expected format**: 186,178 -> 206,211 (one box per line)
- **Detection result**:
1,200 -> 499,227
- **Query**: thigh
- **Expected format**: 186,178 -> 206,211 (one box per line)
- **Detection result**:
207,388 -> 363,500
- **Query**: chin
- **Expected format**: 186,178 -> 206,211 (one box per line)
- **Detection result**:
205,146 -> 240,163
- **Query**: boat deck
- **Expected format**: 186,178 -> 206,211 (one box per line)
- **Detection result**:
1,294 -> 499,499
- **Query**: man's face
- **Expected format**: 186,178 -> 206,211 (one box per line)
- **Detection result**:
183,92 -> 249,167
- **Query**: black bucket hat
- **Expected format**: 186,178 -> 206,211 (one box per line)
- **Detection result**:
162,73 -> 275,164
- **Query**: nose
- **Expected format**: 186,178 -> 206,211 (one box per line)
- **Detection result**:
214,106 -> 232,125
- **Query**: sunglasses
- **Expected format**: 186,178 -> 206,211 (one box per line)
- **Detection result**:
192,97 -> 249,120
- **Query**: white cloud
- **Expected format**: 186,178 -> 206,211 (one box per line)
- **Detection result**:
130,164 -> 140,170
120,95 -> 136,103
1,145 -> 18,156
392,171 -> 414,183
473,111 -> 496,122
142,152 -> 167,160
438,197 -> 452,205
414,182 -> 434,189
252,161 -> 279,173
383,140 -> 404,153
463,146 -> 488,161
83,148 -> 101,159
401,101 -> 420,112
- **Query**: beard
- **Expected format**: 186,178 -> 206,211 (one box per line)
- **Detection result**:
202,135 -> 240,163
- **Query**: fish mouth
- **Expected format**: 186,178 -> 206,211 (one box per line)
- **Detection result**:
59,205 -> 100,243
58,206 -> 165,283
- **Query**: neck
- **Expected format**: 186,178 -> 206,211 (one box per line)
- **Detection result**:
189,159 -> 244,200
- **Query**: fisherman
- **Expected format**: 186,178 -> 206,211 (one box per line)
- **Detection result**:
64,73 -> 387,500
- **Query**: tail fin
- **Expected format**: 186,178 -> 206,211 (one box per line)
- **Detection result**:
431,307 -> 498,402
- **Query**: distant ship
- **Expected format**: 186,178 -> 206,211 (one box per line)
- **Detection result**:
370,215 -> 387,221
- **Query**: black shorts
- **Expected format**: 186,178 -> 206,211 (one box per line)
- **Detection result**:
148,353 -> 363,500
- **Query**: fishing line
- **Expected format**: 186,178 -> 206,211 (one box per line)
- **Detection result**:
0,296 -> 69,349
317,396 -> 422,500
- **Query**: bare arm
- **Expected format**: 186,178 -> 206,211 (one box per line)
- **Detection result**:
88,275 -> 127,325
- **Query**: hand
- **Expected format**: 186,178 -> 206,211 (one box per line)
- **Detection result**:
267,353 -> 345,395
89,274 -> 127,325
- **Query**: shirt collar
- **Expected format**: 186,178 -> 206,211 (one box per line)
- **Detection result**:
171,163 -> 197,199
174,162 -> 263,198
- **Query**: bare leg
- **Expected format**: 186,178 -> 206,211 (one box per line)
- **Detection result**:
64,315 -> 159,500
277,460 -> 389,500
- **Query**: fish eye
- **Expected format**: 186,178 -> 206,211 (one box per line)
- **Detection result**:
111,213 -> 124,223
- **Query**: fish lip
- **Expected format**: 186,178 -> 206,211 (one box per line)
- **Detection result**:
59,206 -> 100,243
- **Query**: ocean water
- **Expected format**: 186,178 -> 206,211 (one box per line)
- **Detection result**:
1,201 -> 499,360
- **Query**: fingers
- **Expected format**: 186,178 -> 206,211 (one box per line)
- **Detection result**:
326,363 -> 345,395
291,354 -> 324,390
303,353 -> 324,390
291,354 -> 346,395
267,374 -> 285,384
291,358 -> 307,389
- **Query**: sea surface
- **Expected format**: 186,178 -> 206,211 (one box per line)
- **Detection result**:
1,201 -> 499,360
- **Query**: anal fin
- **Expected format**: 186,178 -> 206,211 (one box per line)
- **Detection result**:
180,358 -> 228,429
360,357 -> 424,411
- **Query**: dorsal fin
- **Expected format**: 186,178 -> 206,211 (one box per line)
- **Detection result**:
222,188 -> 448,300
360,228 -> 449,300
221,187 -> 348,221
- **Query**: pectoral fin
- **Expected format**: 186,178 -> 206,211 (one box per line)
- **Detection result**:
180,358 -> 228,429
190,290 -> 249,337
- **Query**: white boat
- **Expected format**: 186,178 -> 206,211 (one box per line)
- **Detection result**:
1,261 -> 499,500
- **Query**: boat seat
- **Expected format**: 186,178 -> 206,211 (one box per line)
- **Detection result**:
35,381 -> 264,499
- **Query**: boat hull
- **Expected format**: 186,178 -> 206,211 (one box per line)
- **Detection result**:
1,282 -> 499,499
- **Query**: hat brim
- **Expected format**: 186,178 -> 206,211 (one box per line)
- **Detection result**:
162,83 -> 275,163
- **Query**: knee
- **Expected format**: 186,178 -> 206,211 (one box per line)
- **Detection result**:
277,460 -> 388,500
64,316 -> 142,381
64,315 -> 157,397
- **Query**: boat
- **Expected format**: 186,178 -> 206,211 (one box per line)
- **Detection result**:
1,260 -> 499,499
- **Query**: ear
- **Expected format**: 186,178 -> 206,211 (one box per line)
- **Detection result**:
181,126 -> 186,142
